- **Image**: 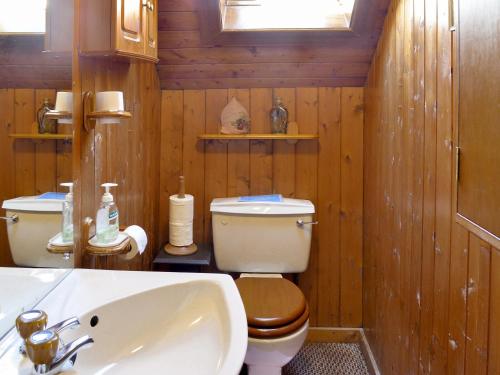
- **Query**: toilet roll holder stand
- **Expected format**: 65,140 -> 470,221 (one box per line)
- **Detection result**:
164,176 -> 198,256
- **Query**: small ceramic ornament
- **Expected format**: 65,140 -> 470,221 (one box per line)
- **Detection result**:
220,97 -> 251,134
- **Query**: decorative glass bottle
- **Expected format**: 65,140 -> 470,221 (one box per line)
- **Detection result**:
270,97 -> 288,134
36,98 -> 57,134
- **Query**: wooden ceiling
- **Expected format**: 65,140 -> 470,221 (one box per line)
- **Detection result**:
0,0 -> 391,89
158,0 -> 391,88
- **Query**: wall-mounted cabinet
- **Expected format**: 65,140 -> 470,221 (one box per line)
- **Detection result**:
45,0 -> 158,62
454,0 -> 500,247
81,0 -> 158,62
80,0 -> 158,62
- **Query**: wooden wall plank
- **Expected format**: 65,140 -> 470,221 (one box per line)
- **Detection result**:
227,89 -> 250,197
419,0 -> 438,372
13,89 -> 36,196
34,89 -> 57,194
272,88 -> 296,197
430,0 -> 454,371
0,89 -> 15,266
317,87 -> 341,326
447,223 -> 470,375
204,89 -> 228,242
489,248 -> 500,375
340,87 -> 363,327
296,87 -> 319,325
249,88 -> 273,195
465,235 -> 491,375
407,0 -> 425,371
182,90 -> 206,243
159,90 -> 184,247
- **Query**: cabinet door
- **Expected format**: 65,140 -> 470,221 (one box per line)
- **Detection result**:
456,0 -> 500,245
115,0 -> 144,56
143,0 -> 158,59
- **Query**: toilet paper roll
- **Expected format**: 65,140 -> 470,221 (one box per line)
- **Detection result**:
169,194 -> 194,222
119,225 -> 148,260
54,92 -> 73,124
95,91 -> 125,125
169,222 -> 193,247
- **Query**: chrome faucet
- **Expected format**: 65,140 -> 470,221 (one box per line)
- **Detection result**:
21,315 -> 94,375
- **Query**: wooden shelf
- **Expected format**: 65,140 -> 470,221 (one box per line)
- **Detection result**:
198,134 -> 318,143
9,133 -> 73,140
87,110 -> 132,120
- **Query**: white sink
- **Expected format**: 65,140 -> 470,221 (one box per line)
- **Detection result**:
0,269 -> 248,375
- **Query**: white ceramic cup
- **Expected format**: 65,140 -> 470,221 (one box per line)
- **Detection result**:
95,91 -> 125,125
54,91 -> 73,124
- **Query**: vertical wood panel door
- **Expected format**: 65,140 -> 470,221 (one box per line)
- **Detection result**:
143,0 -> 157,59
116,0 -> 144,55
456,0 -> 500,245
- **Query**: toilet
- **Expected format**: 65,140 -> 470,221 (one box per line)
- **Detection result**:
211,197 -> 314,375
2,195 -> 73,268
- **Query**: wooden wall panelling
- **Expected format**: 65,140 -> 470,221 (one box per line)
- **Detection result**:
272,88 -> 296,198
431,0 -> 454,372
159,90 -> 183,247
249,88 -> 273,195
34,90 -> 57,194
317,87 -> 341,326
0,89 -> 15,266
0,88 -> 72,266
74,58 -> 161,270
0,36 -> 71,89
204,89 -> 228,243
295,87 -> 319,325
447,223 -> 469,375
14,89 -> 36,196
182,90 -> 206,244
160,87 -> 363,327
363,0 -> 500,374
407,0 -> 425,371
489,249 -> 500,375
226,89 -> 250,197
339,88 -> 363,328
465,235 -> 491,375
419,0 -> 438,372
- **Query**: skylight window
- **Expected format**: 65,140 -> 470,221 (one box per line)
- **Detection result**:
0,0 -> 46,34
221,0 -> 357,31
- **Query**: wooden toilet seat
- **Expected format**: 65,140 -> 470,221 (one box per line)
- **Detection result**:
235,277 -> 309,339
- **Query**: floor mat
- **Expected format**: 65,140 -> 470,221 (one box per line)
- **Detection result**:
283,342 -> 370,375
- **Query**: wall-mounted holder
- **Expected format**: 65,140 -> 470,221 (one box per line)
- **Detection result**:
44,110 -> 73,121
83,91 -> 132,132
83,217 -> 132,256
46,233 -> 73,260
45,92 -> 73,124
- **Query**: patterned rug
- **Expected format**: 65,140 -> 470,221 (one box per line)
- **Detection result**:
240,343 -> 370,375
283,343 -> 369,375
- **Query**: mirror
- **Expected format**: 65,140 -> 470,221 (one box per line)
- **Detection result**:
455,0 -> 500,245
0,268 -> 71,340
0,0 -> 74,338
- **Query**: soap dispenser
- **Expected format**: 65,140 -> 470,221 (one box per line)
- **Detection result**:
96,183 -> 119,244
60,183 -> 73,243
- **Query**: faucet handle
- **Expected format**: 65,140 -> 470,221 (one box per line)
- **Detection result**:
26,329 -> 59,367
16,310 -> 48,341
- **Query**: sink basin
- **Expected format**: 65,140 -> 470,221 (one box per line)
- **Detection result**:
0,269 -> 247,375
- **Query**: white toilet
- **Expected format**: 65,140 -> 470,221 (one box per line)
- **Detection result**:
211,197 -> 315,375
2,196 -> 73,268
